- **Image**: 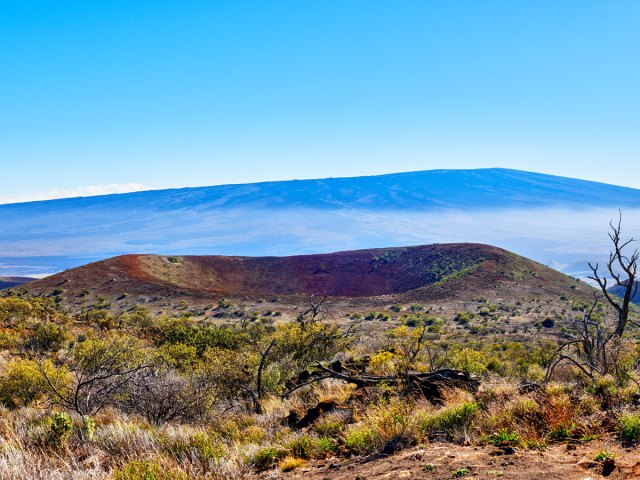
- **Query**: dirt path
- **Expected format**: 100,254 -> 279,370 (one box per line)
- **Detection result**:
260,442 -> 640,480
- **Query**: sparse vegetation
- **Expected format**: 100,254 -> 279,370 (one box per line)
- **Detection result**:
0,221 -> 638,478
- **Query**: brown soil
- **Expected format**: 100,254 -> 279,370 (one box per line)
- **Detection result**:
265,441 -> 640,480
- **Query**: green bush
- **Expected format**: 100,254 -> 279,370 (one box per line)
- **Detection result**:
619,413 -> 640,442
123,306 -> 153,328
548,421 -> 576,440
252,446 -> 287,470
84,309 -> 118,330
313,437 -> 336,457
26,321 -> 69,351
449,348 -> 488,375
46,412 -> 73,447
454,312 -> 473,325
344,399 -> 416,455
484,429 -> 520,446
0,330 -> 20,349
284,434 -> 316,459
157,323 -> 244,355
452,468 -> 470,477
0,297 -> 33,326
343,424 -> 378,455
282,434 -> 335,459
157,343 -> 198,371
594,450 -> 616,462
80,416 -> 96,440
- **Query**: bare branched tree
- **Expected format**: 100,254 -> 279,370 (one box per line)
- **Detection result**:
546,213 -> 639,384
588,211 -> 639,337
123,367 -> 217,426
239,296 -> 354,412
295,295 -> 332,329
545,296 -> 613,382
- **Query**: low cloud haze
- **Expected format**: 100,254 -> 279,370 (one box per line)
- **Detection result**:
1,206 -> 637,279
0,183 -> 147,205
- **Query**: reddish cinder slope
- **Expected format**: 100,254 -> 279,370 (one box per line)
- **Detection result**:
21,244 -> 591,311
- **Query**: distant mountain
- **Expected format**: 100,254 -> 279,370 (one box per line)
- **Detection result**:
1,168 -> 638,276
22,243 -> 592,314
609,281 -> 640,304
0,276 -> 36,289
5,168 -> 640,212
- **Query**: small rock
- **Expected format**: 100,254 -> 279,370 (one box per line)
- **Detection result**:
566,444 -> 577,451
602,458 -> 616,475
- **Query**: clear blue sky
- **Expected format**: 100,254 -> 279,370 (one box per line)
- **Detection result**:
1,0 -> 639,202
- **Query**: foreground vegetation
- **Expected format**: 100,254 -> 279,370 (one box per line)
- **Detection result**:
0,219 -> 638,479
0,289 -> 639,479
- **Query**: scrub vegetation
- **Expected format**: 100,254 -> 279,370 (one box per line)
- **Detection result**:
0,219 -> 638,479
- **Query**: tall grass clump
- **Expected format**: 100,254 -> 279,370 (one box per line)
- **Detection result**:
419,401 -> 478,443
344,398 -> 418,455
541,394 -> 578,440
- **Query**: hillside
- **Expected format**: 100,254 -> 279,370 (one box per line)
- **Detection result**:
0,168 -> 638,278
20,244 -> 592,319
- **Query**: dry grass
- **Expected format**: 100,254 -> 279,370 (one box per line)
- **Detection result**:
279,456 -> 306,472
0,377 -> 636,478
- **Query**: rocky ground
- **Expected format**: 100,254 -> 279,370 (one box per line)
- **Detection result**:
260,440 -> 640,480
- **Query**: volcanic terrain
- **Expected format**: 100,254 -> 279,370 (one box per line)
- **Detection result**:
16,244 -> 593,325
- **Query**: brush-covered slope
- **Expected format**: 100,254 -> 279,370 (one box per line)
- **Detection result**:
22,244 -> 590,311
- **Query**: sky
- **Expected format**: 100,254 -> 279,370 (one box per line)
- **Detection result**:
1,0 -> 640,203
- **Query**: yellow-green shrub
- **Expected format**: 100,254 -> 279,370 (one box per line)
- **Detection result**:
0,358 -> 70,408
0,298 -> 32,326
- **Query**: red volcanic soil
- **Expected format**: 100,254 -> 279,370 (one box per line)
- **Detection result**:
142,243 -> 502,297
20,244 -> 592,313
